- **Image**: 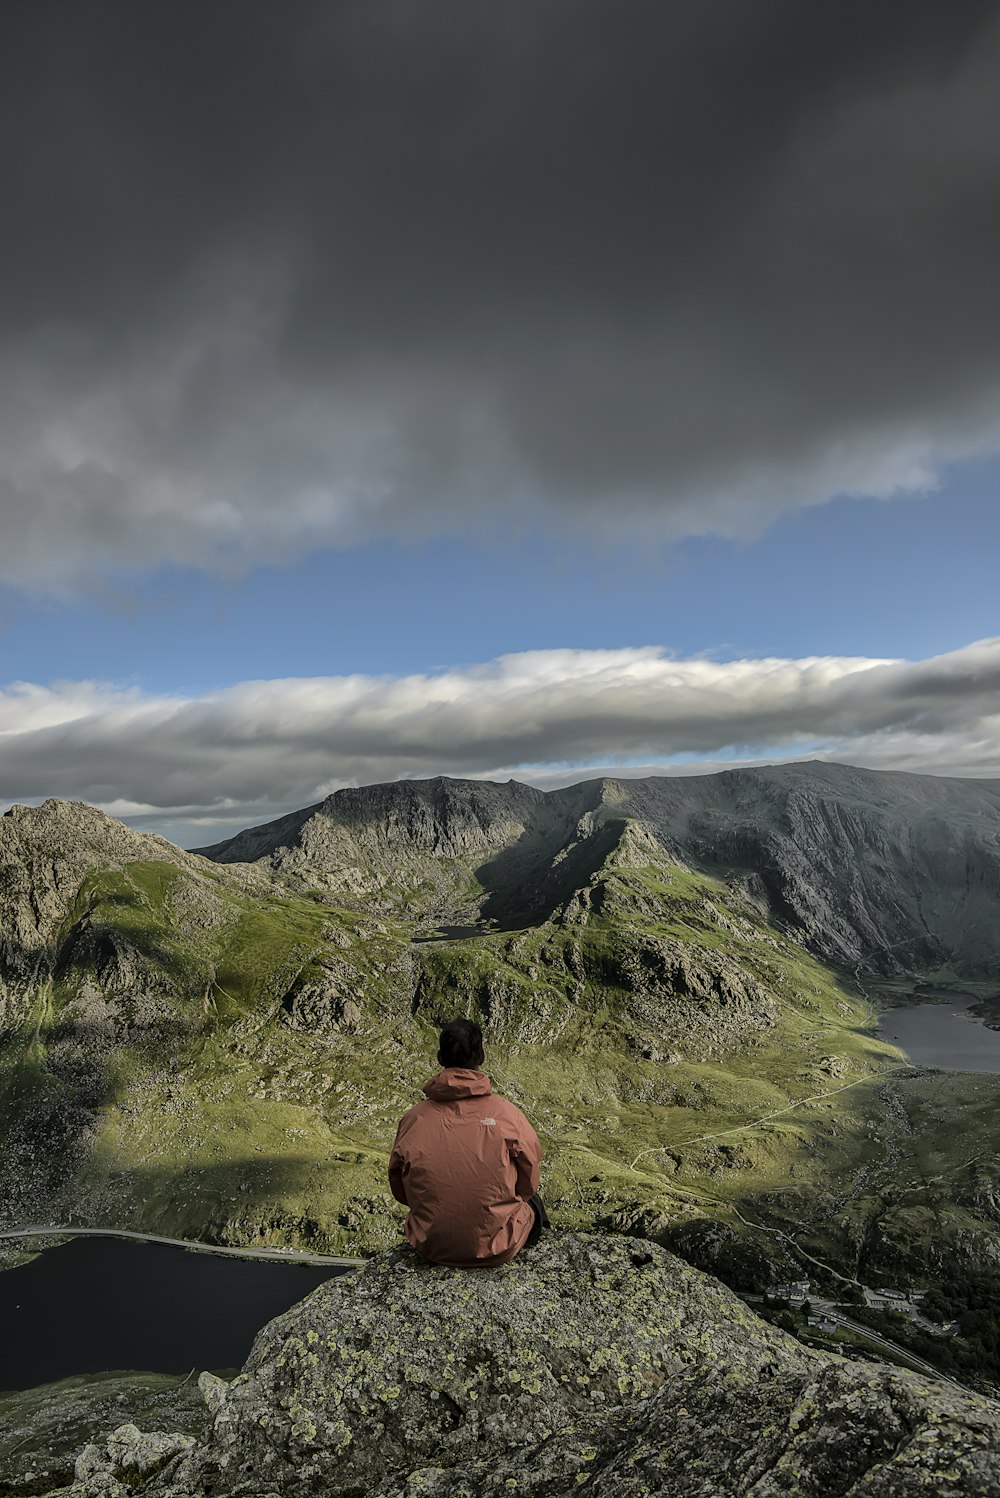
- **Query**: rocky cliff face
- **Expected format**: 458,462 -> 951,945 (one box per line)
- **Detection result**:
627,761 -> 1000,976
196,762 -> 1000,976
0,801 -> 218,979
43,1234 -> 1000,1498
195,776 -> 624,929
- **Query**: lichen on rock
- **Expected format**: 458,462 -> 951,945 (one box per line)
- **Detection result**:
38,1233 -> 1000,1497
71,1423 -> 195,1495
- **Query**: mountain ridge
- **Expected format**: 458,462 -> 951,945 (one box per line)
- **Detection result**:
193,761 -> 1000,975
1,775 -> 898,1266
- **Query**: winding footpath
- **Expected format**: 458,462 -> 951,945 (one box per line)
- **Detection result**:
0,1224 -> 364,1269
627,1062 -> 911,1174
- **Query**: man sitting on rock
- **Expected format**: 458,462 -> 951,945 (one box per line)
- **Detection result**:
388,1017 -> 548,1266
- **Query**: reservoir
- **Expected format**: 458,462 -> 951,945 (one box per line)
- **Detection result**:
880,999 -> 1000,1074
0,1235 -> 349,1392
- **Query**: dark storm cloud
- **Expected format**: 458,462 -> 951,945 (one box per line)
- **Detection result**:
2,0 -> 999,586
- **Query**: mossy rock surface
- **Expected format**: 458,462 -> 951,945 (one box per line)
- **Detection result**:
41,1234 -> 1000,1497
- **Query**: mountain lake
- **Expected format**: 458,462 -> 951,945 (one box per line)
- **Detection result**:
0,1235 -> 349,1392
879,998 -> 1000,1073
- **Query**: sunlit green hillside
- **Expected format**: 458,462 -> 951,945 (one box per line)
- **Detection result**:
2,790 -> 999,1310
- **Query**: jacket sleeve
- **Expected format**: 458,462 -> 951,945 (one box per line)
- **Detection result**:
510,1113 -> 541,1199
388,1123 -> 409,1205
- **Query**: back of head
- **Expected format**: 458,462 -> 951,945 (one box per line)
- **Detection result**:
438,1017 -> 485,1070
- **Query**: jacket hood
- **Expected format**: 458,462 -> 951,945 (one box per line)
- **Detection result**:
423,1068 -> 493,1102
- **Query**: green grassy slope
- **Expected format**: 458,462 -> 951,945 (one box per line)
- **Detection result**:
2,815 -> 999,1312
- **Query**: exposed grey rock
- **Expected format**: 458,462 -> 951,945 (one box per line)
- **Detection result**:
196,763 -> 1000,975
385,1360 -> 1000,1498
195,777 -> 554,922
609,761 -> 1000,976
72,1423 -> 195,1494
0,801 -> 221,973
0,1371 -> 211,1494
46,1234 -> 1000,1498
587,927 -> 778,1056
194,777 -> 547,866
196,1372 -> 228,1416
280,963 -> 367,1034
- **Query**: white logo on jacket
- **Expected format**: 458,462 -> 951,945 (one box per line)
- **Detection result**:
480,1117 -> 497,1126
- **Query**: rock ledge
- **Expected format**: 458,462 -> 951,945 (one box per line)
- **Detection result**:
44,1234 -> 1000,1497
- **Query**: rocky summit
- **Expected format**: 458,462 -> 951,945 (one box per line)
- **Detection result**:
44,1234 -> 1000,1498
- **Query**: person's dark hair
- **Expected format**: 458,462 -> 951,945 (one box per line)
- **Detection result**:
438,1017 -> 485,1070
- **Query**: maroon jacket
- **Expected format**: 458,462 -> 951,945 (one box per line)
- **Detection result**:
388,1068 -> 541,1267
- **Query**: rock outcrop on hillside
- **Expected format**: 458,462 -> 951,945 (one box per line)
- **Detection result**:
0,800 -> 251,981
0,802 -> 178,975
45,1234 -> 1000,1498
0,1370 -> 213,1495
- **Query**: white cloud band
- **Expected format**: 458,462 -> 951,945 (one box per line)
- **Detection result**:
2,640 -> 999,844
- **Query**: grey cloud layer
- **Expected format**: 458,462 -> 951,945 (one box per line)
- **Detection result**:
3,1 -> 1000,587
2,642 -> 999,841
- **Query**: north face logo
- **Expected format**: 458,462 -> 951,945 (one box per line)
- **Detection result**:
480,1117 -> 497,1126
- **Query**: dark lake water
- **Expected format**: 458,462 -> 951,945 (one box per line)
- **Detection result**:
880,999 -> 1000,1074
413,924 -> 486,943
0,1236 -> 349,1392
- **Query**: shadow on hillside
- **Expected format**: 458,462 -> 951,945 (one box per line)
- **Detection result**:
0,925 -> 203,1223
54,900 -> 192,988
0,1037 -> 120,1223
475,815 -> 627,928
74,1154 -> 381,1245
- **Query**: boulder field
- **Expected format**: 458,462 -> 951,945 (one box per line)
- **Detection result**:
43,1233 -> 1000,1497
